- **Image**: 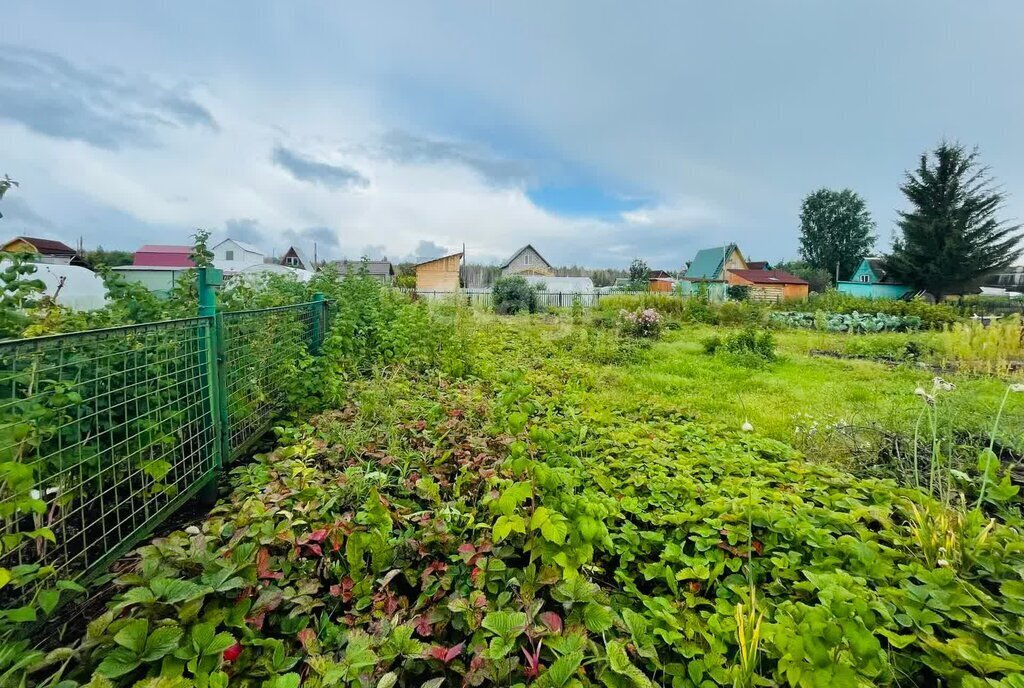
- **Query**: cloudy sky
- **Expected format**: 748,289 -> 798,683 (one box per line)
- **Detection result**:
2,3 -> 1023,268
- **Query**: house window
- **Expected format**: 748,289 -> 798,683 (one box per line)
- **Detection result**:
225,250 -> 234,261
860,274 -> 870,283
285,256 -> 299,267
523,253 -> 531,266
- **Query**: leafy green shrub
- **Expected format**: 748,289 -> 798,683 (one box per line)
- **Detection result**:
778,291 -> 959,328
492,276 -> 538,315
935,315 -> 1024,376
704,326 -> 776,362
597,292 -> 687,317
841,334 -> 934,361
726,284 -> 751,301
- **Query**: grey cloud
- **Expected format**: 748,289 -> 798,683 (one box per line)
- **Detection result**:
407,240 -> 450,262
282,226 -> 341,261
0,44 -> 217,149
376,130 -> 531,187
0,196 -> 53,229
360,244 -> 388,260
272,145 -> 369,190
222,218 -> 265,247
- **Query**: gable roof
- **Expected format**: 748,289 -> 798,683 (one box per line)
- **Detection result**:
415,252 -> 463,267
864,257 -> 891,282
333,260 -> 394,277
500,244 -> 550,269
729,269 -> 808,286
213,238 -> 264,255
7,236 -> 77,256
648,269 -> 673,279
282,245 -> 314,269
746,261 -> 772,270
684,244 -> 739,280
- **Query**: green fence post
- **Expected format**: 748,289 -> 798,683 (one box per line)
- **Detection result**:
198,266 -> 227,504
311,291 -> 326,354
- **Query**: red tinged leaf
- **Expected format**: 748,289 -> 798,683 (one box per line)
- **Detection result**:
421,560 -> 448,586
246,612 -> 266,630
522,641 -> 542,679
539,612 -> 563,634
751,540 -> 764,555
415,615 -> 434,637
307,528 -> 329,543
304,543 -> 323,557
428,642 -> 465,663
297,628 -> 317,651
223,642 -> 243,663
471,567 -> 484,585
329,576 -> 355,602
256,547 -> 283,580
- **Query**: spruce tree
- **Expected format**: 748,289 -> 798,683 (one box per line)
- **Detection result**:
886,142 -> 1021,299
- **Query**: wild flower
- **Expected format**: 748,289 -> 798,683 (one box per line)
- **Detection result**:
742,420 -> 754,432
914,387 -> 935,406
932,376 -> 955,392
1010,383 -> 1024,393
618,307 -> 662,338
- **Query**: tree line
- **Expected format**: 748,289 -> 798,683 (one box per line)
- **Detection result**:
794,141 -> 1022,299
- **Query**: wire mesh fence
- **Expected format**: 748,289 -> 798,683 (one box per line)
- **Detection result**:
222,301 -> 321,459
0,318 -> 217,586
0,283 -> 328,604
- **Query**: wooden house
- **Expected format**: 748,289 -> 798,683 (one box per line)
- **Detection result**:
726,269 -> 809,302
837,258 -> 913,300
500,244 -> 553,277
415,252 -> 463,292
2,236 -> 88,266
682,244 -> 747,282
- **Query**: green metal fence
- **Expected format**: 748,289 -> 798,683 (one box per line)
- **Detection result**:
0,268 -> 328,598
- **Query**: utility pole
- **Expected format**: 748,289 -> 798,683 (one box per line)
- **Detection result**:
835,260 -> 840,285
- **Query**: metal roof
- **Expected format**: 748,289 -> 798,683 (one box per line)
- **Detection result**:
728,269 -> 808,286
333,260 -> 395,276
136,245 -> 192,254
684,244 -> 737,280
6,236 -> 78,256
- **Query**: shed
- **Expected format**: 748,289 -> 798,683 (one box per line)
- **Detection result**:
333,260 -> 395,284
836,257 -> 913,300
415,252 -> 463,292
133,245 -> 194,268
727,269 -> 809,302
2,236 -> 88,266
112,265 -> 191,296
500,244 -> 554,277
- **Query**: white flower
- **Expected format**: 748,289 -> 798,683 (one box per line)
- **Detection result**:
914,387 -> 935,406
29,489 -> 41,500
932,377 -> 955,392
742,420 -> 754,433
937,558 -> 949,568
1010,383 -> 1024,393
185,525 -> 201,535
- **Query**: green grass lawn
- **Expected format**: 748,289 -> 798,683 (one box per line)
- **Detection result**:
591,324 -> 1023,469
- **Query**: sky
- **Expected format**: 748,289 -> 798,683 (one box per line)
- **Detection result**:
2,2 -> 1023,269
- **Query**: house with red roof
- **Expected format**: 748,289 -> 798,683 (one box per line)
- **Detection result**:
132,245 -> 194,268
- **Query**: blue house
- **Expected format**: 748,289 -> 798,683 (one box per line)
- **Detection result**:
683,243 -> 747,281
837,258 -> 913,299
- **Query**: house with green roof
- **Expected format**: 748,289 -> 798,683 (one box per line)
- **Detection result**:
682,243 -> 748,281
837,257 -> 913,299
